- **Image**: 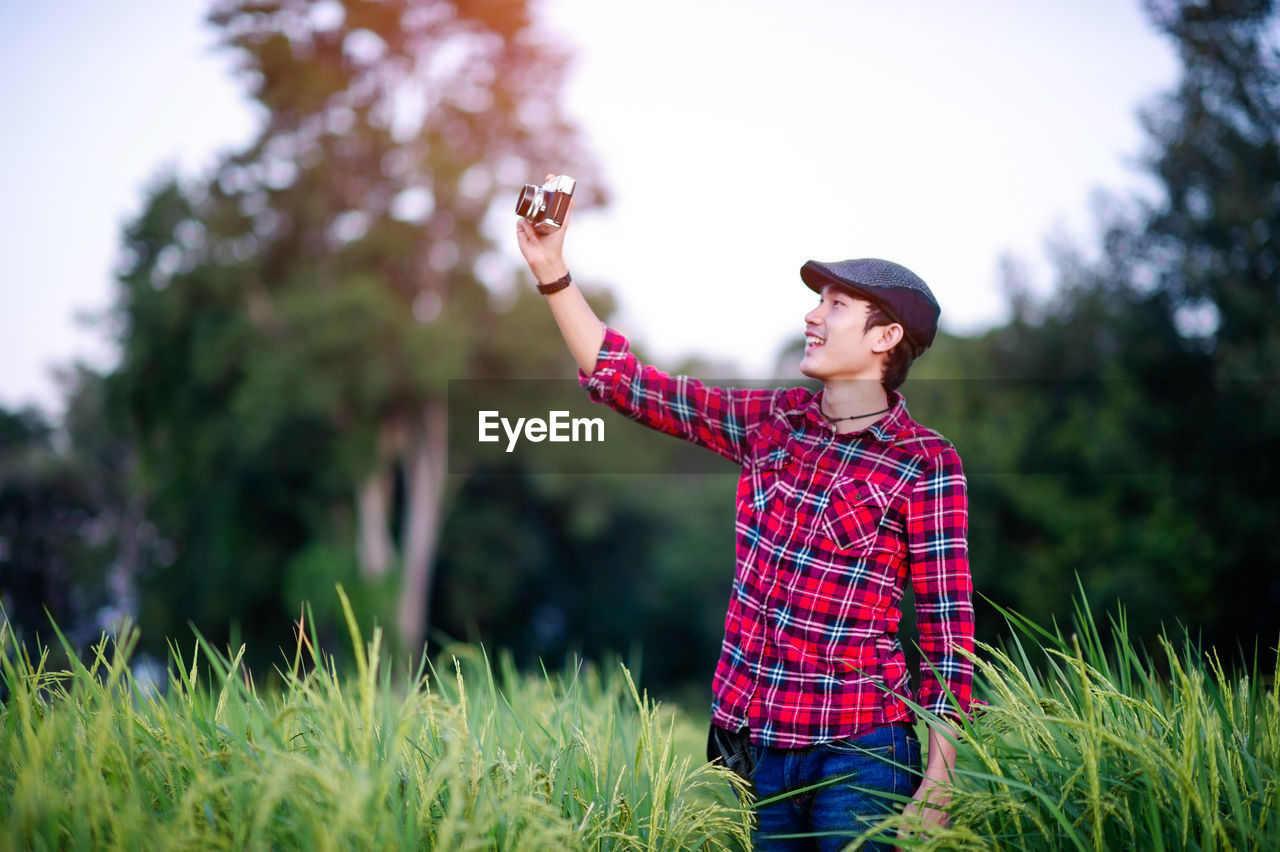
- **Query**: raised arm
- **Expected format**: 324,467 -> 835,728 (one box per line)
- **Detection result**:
515,178 -> 604,374
514,176 -> 778,465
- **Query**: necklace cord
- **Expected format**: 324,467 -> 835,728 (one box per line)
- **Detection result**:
821,403 -> 892,424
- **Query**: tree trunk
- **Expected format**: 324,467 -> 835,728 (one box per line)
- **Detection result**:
356,466 -> 396,580
356,420 -> 402,580
395,398 -> 449,657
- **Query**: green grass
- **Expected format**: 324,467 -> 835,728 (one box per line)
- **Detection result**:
0,589 -> 751,851
885,588 -> 1280,851
3,585 -> 1278,851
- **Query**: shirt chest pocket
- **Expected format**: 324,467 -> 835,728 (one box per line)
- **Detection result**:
820,480 -> 891,552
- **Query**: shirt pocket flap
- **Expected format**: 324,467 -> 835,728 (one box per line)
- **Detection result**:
821,480 -> 889,551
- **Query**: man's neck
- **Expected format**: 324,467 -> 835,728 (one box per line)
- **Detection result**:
820,380 -> 891,434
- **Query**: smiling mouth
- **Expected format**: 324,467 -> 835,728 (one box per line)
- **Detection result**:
805,334 -> 825,351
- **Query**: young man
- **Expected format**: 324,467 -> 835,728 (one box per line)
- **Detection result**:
516,190 -> 974,851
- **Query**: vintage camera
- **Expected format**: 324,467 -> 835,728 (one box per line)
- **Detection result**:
515,174 -> 576,233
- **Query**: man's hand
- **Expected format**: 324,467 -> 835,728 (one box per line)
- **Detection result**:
515,173 -> 573,284
898,776 -> 950,846
896,722 -> 958,849
511,174 -> 603,373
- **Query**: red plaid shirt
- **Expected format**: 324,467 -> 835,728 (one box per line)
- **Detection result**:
580,327 -> 974,748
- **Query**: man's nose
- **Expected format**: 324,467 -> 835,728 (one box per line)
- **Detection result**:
804,303 -> 824,325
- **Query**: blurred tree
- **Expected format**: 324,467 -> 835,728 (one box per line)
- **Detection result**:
1133,0 -> 1280,645
905,0 -> 1280,657
0,405 -> 92,649
0,367 -> 151,658
429,467 -> 739,696
108,0 -> 604,663
56,364 -> 157,635
431,349 -> 746,696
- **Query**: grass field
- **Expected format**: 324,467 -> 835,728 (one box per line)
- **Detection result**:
2,587 -> 1277,851
898,594 -> 1280,851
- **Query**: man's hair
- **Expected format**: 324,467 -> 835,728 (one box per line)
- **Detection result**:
863,302 -> 915,391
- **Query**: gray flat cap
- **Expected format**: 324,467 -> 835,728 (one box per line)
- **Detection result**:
800,258 -> 940,354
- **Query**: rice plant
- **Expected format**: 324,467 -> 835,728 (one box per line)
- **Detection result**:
0,588 -> 751,851
884,587 -> 1280,852
6,581 -> 1276,850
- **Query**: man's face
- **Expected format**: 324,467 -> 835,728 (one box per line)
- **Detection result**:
800,285 -> 899,383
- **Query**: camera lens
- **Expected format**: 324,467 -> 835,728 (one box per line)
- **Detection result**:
515,185 -> 544,220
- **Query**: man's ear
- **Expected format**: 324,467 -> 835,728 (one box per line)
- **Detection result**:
871,323 -> 905,353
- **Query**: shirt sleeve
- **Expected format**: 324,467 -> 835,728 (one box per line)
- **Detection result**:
578,326 -> 776,466
907,444 -> 975,720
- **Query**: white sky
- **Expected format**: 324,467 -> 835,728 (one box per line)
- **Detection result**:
0,0 -> 1179,415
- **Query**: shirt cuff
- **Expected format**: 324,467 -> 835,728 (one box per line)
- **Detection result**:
577,326 -> 632,394
916,671 -> 974,724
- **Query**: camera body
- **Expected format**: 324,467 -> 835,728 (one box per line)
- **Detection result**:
515,174 -> 576,234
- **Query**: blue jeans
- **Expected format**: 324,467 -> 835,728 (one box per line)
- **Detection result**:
752,724 -> 922,852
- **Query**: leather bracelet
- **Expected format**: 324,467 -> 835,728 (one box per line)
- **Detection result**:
536,271 -> 572,295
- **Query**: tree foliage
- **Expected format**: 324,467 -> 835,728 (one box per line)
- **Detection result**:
0,367 -> 151,664
106,0 -> 605,667
911,0 -> 1280,656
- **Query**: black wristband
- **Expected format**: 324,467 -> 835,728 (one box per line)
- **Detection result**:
536,271 -> 572,295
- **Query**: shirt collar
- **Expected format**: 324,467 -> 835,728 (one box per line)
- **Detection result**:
792,388 -> 909,442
